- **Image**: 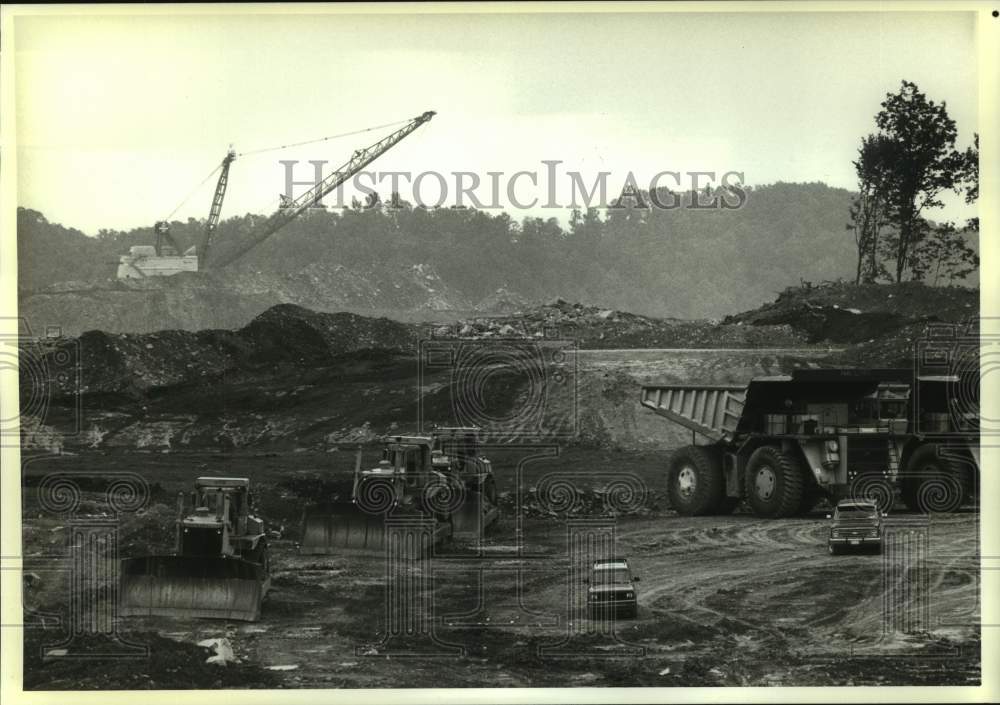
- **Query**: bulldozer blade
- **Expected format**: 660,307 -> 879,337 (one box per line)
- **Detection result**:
300,504 -> 451,557
451,500 -> 500,539
120,555 -> 267,622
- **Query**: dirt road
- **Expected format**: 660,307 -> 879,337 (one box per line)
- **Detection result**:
20,451 -> 979,688
242,513 -> 979,687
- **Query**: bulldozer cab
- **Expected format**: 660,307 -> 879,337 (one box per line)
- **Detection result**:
431,427 -> 482,474
191,477 -> 250,532
379,437 -> 433,479
177,477 -> 260,556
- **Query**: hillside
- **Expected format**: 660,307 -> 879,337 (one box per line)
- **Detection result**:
17,182 -> 873,335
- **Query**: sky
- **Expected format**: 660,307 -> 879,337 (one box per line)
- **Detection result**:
14,9 -> 979,235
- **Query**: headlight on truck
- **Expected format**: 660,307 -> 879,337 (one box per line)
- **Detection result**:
626,592 -> 634,599
825,440 -> 839,452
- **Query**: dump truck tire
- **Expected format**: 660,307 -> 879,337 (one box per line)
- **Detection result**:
744,445 -> 804,518
667,446 -> 725,515
901,444 -> 967,514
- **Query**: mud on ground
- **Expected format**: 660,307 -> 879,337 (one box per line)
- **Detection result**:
20,450 -> 980,689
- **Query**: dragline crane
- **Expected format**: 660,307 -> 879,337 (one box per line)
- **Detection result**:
116,111 -> 435,279
210,110 -> 435,269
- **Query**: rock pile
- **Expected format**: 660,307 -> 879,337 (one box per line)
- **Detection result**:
448,298 -> 807,349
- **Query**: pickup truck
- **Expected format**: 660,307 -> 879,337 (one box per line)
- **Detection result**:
586,557 -> 639,619
827,499 -> 884,555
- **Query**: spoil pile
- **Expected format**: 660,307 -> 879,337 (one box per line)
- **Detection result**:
723,281 -> 978,366
32,304 -> 417,398
451,298 -> 808,348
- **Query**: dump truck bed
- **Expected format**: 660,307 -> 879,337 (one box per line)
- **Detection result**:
640,384 -> 747,442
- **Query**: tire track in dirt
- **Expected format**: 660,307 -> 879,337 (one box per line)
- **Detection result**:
614,512 -> 979,654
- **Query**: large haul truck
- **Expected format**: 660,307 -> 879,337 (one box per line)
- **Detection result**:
640,368 -> 979,518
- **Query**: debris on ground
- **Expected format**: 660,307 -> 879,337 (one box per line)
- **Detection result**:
198,638 -> 236,666
450,299 -> 807,349
23,631 -> 281,689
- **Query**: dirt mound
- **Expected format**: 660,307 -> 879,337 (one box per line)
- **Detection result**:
240,304 -> 416,364
725,281 -> 977,345
31,282 -> 970,452
31,304 -> 418,399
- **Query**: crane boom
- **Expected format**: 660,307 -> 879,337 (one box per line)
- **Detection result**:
210,110 -> 435,269
199,147 -> 237,265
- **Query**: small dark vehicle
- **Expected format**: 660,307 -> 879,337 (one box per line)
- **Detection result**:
586,558 -> 639,619
827,499 -> 884,555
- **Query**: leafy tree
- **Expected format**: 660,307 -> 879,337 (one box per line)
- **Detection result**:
873,81 -> 965,281
909,220 -> 979,286
959,133 -> 979,230
848,134 -> 897,283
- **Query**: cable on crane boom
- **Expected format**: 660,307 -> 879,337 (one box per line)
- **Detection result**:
159,117 -> 413,225
162,163 -> 223,222
235,118 -> 412,158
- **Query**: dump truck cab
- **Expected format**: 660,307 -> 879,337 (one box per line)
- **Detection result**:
827,499 -> 883,554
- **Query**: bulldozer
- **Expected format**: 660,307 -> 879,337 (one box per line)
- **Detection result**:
120,477 -> 270,621
432,427 -> 499,538
300,428 -> 499,555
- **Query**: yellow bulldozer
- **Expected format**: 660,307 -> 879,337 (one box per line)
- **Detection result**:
300,428 -> 499,555
120,477 -> 270,622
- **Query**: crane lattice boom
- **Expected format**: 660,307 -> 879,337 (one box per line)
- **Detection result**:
199,147 -> 237,264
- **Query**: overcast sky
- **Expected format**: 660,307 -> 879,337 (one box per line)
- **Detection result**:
15,10 -> 979,235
